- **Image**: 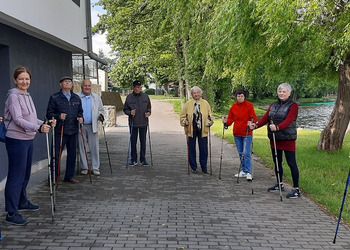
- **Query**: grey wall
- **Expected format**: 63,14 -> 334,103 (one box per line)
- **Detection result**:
0,23 -> 73,182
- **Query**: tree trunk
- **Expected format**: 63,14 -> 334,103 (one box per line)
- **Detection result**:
183,38 -> 191,100
176,39 -> 185,105
178,74 -> 185,102
318,55 -> 350,151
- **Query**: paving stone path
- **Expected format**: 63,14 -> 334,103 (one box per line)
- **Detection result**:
0,100 -> 349,249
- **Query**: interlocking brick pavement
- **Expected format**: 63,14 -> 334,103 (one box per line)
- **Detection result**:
0,100 -> 349,249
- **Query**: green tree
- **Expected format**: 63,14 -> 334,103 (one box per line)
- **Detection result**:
206,0 -> 346,150
252,0 -> 349,151
94,0 -> 348,150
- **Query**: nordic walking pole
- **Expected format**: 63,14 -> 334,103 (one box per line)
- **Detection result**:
219,117 -> 227,180
271,121 -> 283,201
237,126 -> 250,183
45,120 -> 55,222
101,120 -> 112,174
80,124 -> 92,183
249,116 -> 255,194
147,115 -> 153,166
126,117 -> 134,169
208,115 -> 213,175
186,114 -> 190,174
333,167 -> 350,243
57,120 -> 64,185
251,135 -> 254,194
51,118 -> 56,210
76,146 -> 80,175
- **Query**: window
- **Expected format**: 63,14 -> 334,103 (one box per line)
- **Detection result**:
72,0 -> 80,7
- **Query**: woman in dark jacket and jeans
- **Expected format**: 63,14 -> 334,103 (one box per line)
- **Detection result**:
250,83 -> 301,198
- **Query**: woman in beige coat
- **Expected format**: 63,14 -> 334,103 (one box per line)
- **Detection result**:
180,86 -> 213,174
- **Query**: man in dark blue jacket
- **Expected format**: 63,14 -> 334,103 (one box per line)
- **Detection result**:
123,80 -> 152,166
46,76 -> 83,183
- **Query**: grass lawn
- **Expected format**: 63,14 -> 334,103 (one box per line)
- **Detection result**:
211,121 -> 350,224
152,95 -> 350,224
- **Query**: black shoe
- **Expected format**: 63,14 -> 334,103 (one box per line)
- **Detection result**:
141,161 -> 149,167
5,213 -> 28,226
286,188 -> 301,198
18,200 -> 40,211
202,171 -> 209,174
191,169 -> 198,174
128,161 -> 136,167
268,183 -> 285,192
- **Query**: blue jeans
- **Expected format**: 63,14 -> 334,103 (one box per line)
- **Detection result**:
189,131 -> 208,172
130,126 -> 147,163
5,137 -> 33,213
234,135 -> 252,174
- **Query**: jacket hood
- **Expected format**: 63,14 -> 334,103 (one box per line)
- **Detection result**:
7,88 -> 28,96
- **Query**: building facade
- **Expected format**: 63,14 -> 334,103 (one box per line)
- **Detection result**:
0,0 -> 103,188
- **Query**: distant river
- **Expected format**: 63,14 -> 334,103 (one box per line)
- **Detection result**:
297,104 -> 334,130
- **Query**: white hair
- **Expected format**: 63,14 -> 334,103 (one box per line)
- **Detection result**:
277,83 -> 292,94
81,79 -> 92,87
190,86 -> 203,95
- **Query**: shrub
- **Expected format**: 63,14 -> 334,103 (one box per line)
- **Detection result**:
144,88 -> 155,95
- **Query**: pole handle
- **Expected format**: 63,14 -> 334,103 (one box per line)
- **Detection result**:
223,115 -> 228,130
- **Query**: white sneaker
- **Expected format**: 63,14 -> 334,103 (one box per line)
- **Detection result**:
81,169 -> 88,175
234,171 -> 247,178
92,170 -> 100,176
246,173 -> 253,181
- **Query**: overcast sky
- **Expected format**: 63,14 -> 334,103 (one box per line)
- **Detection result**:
91,0 -> 112,56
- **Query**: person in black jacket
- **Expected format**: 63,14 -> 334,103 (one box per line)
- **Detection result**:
46,76 -> 83,183
123,80 -> 152,166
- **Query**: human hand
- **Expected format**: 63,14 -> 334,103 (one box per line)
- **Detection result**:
269,124 -> 277,131
145,112 -> 151,117
50,118 -> 57,128
60,113 -> 67,120
248,121 -> 255,130
98,114 -> 104,122
0,117 -> 2,123
206,120 -> 214,127
131,109 -> 136,116
77,117 -> 84,124
41,124 -> 51,133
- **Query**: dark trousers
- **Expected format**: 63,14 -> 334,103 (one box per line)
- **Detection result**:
54,132 -> 78,181
189,131 -> 208,172
130,126 -> 147,163
5,137 -> 33,213
271,148 -> 300,188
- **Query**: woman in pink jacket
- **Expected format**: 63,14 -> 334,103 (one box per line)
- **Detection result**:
4,66 -> 55,226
